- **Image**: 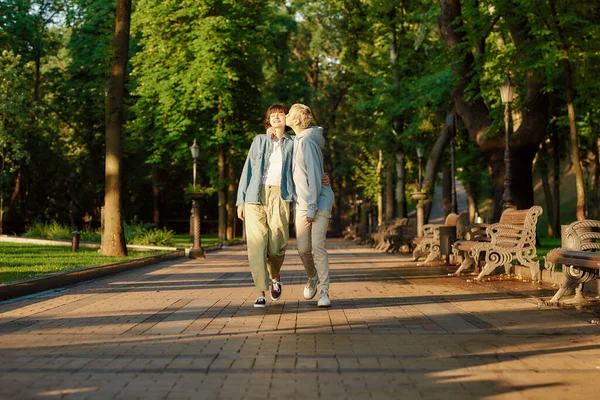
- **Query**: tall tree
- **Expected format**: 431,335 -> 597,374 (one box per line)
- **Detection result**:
131,0 -> 267,238
102,0 -> 131,256
438,0 -> 549,220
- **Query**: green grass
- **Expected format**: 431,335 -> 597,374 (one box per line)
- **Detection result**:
171,234 -> 243,248
537,236 -> 562,269
0,243 -> 166,284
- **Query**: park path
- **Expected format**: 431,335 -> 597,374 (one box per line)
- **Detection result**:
0,239 -> 599,399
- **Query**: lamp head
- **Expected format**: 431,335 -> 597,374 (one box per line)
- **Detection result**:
416,143 -> 424,159
190,139 -> 200,159
500,76 -> 516,103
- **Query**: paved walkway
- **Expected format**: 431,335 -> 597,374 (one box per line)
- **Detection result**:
0,239 -> 599,399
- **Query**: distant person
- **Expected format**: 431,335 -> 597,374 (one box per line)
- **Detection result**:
286,104 -> 335,307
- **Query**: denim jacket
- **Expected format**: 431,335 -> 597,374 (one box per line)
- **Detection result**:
236,132 -> 295,206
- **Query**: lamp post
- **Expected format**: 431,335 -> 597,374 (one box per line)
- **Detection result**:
190,139 -> 200,187
412,143 -> 427,237
416,143 -> 424,191
189,139 -> 205,258
500,76 -> 516,210
446,113 -> 458,214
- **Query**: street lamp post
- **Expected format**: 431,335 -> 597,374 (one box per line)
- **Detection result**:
500,76 -> 516,210
416,143 -> 424,191
446,113 -> 458,214
413,143 -> 427,237
189,139 -> 205,258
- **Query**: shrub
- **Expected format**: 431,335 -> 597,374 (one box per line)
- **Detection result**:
129,227 -> 174,247
23,221 -> 173,247
79,229 -> 101,242
24,221 -> 72,240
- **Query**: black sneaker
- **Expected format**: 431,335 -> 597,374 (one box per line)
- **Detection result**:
270,281 -> 282,301
254,296 -> 267,308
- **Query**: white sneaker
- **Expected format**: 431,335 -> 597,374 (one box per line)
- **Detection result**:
253,296 -> 267,308
317,290 -> 331,307
303,276 -> 318,300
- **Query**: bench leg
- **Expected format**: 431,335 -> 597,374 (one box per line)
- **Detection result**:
453,255 -> 474,276
548,275 -> 579,304
518,253 -> 541,281
475,250 -> 511,282
424,244 -> 440,263
547,266 -> 598,304
412,243 -> 426,261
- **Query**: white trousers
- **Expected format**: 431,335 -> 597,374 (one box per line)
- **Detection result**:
295,209 -> 331,291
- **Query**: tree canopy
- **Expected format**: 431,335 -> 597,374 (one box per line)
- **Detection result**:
1,0 -> 599,237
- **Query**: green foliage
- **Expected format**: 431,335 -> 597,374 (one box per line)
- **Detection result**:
352,146 -> 382,202
23,221 -> 73,240
184,184 -> 217,197
2,0 -> 600,235
129,226 -> 175,247
24,221 -> 174,246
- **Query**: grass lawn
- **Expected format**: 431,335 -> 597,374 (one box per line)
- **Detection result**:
537,236 -> 561,269
0,243 -> 167,284
171,234 -> 243,248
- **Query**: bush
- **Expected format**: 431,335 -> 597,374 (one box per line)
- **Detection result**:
79,229 -> 101,242
23,221 -> 72,240
24,221 -> 173,247
129,227 -> 174,247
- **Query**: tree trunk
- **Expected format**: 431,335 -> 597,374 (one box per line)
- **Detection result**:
551,124 -> 561,236
466,187 -> 477,223
226,163 -> 235,241
376,150 -> 383,227
538,140 -> 555,236
102,0 -> 131,256
423,122 -> 451,222
395,151 -> 406,218
151,164 -> 160,226
8,166 -> 22,214
592,132 -> 600,219
564,62 -> 585,220
549,0 -> 585,220
385,163 -> 394,223
218,144 -> 226,241
442,168 -> 451,217
389,8 -> 406,220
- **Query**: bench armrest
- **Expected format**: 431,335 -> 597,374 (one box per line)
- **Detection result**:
486,222 -> 525,236
465,223 -> 489,241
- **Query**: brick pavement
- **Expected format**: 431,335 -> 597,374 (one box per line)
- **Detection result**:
0,239 -> 599,399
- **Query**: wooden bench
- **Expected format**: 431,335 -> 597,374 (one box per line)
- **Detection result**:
451,206 -> 543,281
371,218 -> 409,253
545,220 -> 600,304
385,217 -> 415,253
452,223 -> 490,275
412,213 -> 459,262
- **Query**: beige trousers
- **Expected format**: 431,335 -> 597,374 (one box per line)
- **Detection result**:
295,209 -> 331,292
244,185 -> 290,291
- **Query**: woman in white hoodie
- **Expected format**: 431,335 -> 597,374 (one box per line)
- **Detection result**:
285,104 -> 335,307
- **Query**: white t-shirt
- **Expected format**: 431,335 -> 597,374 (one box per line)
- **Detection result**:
262,136 -> 283,186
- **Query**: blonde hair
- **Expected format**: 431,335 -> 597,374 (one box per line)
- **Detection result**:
289,104 -> 313,129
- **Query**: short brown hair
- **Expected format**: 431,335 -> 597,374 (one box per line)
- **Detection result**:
289,104 -> 313,129
263,104 -> 289,129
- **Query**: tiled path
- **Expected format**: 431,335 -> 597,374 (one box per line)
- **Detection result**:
0,239 -> 599,399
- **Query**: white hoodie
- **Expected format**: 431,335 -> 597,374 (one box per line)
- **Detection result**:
292,126 -> 335,219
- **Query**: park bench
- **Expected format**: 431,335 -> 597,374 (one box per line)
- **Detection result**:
544,220 -> 600,304
385,217 -> 416,253
371,218 -> 408,252
450,206 -> 543,281
412,213 -> 459,262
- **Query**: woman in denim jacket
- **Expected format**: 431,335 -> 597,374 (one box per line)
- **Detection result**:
236,104 -> 295,308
